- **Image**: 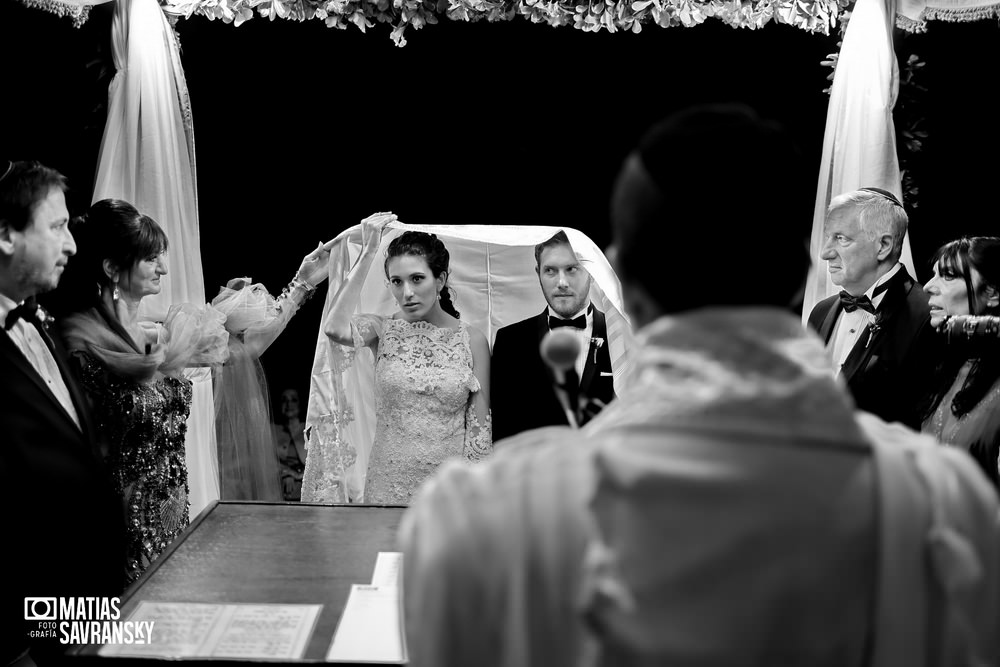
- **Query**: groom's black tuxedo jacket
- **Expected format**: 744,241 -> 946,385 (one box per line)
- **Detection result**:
807,266 -> 940,429
1,317 -> 125,665
491,306 -> 616,443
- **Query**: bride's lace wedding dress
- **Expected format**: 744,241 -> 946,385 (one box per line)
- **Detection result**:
360,316 -> 491,504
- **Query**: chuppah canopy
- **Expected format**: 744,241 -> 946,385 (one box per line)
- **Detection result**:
18,0 -> 998,323
13,0 -> 998,514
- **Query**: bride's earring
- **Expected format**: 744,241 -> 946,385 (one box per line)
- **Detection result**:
113,277 -> 120,303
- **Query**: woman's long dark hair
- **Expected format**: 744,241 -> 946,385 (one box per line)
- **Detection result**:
918,236 -> 1000,423
384,231 -> 460,319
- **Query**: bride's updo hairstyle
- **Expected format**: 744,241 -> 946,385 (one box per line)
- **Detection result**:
384,231 -> 460,319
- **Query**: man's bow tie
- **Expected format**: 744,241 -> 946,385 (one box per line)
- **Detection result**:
4,298 -> 40,331
839,279 -> 891,315
838,291 -> 876,314
549,314 -> 586,330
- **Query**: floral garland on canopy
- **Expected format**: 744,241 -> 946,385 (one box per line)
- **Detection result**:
23,0 -> 851,44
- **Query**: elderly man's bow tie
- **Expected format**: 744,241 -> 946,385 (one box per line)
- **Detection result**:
549,314 -> 586,330
839,280 -> 891,314
4,298 -> 40,331
838,292 -> 876,314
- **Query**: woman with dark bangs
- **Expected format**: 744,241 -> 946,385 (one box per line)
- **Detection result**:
919,236 -> 1000,489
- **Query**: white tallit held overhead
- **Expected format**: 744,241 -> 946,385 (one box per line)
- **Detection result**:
92,0 -> 217,517
802,0 -> 915,324
302,221 -> 635,503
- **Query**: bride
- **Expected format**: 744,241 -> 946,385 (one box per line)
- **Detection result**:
314,213 -> 492,504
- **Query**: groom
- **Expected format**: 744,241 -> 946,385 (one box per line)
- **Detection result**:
491,231 -> 616,442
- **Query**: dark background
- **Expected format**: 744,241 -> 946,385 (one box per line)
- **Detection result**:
2,0 -> 998,408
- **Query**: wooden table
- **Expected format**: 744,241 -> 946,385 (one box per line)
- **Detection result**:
67,501 -> 407,665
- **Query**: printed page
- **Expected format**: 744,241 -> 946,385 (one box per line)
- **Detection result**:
326,584 -> 407,663
99,601 -> 321,659
209,604 -> 321,659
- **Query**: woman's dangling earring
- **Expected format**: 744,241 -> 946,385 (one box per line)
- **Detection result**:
112,277 -> 120,303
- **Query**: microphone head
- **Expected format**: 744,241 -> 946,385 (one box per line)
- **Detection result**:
540,328 -> 582,371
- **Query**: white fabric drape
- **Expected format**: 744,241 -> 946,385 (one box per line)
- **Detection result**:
92,0 -> 217,518
303,222 -> 635,504
801,0 -> 916,323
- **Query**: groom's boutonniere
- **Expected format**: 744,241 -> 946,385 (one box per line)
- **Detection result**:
865,312 -> 884,349
591,336 -> 604,364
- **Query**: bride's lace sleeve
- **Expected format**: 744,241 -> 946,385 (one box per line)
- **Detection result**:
463,325 -> 492,461
464,390 -> 492,462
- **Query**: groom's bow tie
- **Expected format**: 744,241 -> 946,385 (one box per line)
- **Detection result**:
549,314 -> 586,330
4,298 -> 40,331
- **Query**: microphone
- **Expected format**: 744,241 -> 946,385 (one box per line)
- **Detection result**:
540,328 -> 583,428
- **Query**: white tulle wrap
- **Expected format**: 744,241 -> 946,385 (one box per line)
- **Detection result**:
159,302 -> 230,372
209,278 -> 309,501
302,222 -> 636,504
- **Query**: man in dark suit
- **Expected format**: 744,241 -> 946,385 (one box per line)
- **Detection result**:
1,160 -> 125,665
490,231 -> 616,442
807,187 -> 939,428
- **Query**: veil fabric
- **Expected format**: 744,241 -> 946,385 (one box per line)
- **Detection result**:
302,221 -> 635,504
211,279 -> 310,501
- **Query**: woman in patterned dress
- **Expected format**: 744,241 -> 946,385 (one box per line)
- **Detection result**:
53,199 -> 333,582
319,213 -> 492,504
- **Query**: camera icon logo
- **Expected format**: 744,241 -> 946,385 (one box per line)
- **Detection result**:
24,598 -> 58,621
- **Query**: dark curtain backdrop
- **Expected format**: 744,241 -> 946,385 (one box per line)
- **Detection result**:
2,0 -> 997,405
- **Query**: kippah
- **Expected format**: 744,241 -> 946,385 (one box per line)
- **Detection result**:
858,187 -> 904,208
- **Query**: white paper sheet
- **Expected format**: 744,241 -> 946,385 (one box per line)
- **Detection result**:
370,551 -> 403,587
326,584 -> 407,664
98,601 -> 321,659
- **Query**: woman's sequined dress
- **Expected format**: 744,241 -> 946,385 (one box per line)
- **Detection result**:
364,318 -> 491,504
77,352 -> 193,583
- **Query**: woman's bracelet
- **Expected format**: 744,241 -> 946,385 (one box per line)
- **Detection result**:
275,275 -> 317,312
944,315 -> 1000,343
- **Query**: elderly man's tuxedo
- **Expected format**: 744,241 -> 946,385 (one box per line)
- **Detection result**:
807,266 -> 939,428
